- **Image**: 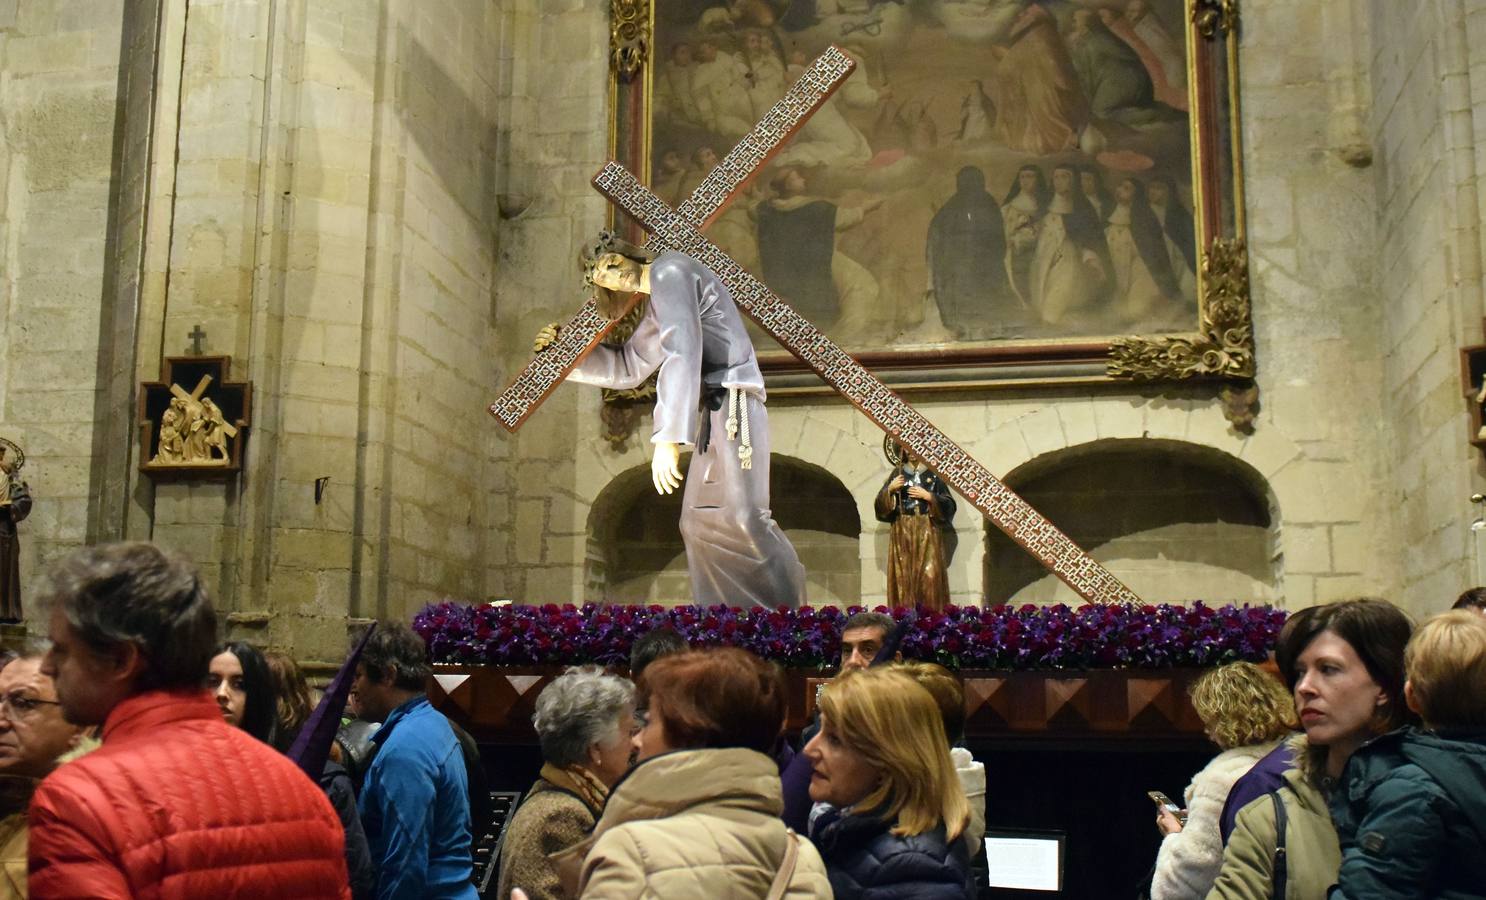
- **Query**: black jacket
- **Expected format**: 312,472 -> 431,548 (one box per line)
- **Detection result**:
321,760 -> 378,900
1328,727 -> 1486,900
811,807 -> 973,900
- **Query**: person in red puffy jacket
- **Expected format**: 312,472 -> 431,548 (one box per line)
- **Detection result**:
26,541 -> 352,899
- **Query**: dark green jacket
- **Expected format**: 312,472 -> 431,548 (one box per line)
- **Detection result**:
1327,727 -> 1486,900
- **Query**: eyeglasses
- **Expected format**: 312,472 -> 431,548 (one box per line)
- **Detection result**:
0,692 -> 61,719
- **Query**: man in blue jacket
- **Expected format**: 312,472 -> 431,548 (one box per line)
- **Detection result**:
352,622 -> 477,900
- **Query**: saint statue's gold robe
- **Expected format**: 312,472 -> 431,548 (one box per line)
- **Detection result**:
874,465 -> 956,610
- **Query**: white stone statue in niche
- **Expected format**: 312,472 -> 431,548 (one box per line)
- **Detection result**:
151,375 -> 237,466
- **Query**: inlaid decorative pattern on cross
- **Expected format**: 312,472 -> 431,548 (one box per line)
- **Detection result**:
488,47 -> 857,432
591,164 -> 1139,606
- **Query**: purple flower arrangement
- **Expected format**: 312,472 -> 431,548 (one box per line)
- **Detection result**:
412,602 -> 1287,671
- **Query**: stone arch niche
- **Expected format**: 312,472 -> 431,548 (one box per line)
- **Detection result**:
985,439 -> 1279,605
586,455 -> 862,605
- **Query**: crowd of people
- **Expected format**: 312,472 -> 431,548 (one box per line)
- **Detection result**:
0,540 -> 1481,899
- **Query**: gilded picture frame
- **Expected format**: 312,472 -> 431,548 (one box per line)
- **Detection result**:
606,0 -> 1250,394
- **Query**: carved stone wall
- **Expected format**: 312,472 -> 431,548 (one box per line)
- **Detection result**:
0,1 -> 132,590
1366,0 -> 1486,609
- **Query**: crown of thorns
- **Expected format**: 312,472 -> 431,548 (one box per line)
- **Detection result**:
578,230 -> 655,289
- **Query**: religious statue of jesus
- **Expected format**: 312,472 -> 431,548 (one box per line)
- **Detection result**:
535,232 -> 806,608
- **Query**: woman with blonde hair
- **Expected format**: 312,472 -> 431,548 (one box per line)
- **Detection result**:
1148,661 -> 1297,899
891,662 -> 986,857
805,665 -> 973,899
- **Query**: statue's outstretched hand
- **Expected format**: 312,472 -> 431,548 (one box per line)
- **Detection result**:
652,442 -> 683,495
532,322 -> 562,352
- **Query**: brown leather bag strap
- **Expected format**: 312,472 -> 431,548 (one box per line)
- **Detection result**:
765,828 -> 802,900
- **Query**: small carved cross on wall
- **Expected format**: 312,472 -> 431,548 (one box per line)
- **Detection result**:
187,325 -> 207,356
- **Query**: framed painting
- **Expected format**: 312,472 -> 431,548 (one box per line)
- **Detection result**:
607,0 -> 1249,393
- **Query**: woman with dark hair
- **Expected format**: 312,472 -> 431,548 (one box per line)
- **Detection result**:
236,646 -> 377,900
208,641 -> 277,744
1453,586 -> 1486,615
1208,599 -> 1415,900
553,648 -> 829,897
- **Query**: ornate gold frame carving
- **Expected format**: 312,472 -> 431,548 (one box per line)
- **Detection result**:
1193,0 -> 1240,40
1108,238 -> 1253,381
610,0 -> 649,79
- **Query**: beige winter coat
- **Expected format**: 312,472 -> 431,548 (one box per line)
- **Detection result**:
1205,737 -> 1341,900
554,747 -> 833,899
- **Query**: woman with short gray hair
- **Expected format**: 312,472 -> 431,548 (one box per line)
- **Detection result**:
495,667 -> 635,900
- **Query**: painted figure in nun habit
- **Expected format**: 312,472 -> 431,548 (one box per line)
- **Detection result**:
1105,176 -> 1182,323
926,166 -> 1011,340
534,233 -> 806,608
1026,164 -> 1110,325
1147,174 -> 1197,298
1002,164 -> 1052,310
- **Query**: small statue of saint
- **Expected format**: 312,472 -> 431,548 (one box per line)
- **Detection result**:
874,438 -> 956,609
0,441 -> 32,621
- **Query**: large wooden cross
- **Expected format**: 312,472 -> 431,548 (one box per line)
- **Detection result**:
490,48 -> 1140,605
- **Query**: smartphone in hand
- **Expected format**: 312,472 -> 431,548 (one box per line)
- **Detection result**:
1148,790 -> 1187,824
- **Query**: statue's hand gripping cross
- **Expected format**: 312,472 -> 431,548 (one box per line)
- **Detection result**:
490,48 -> 1140,605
